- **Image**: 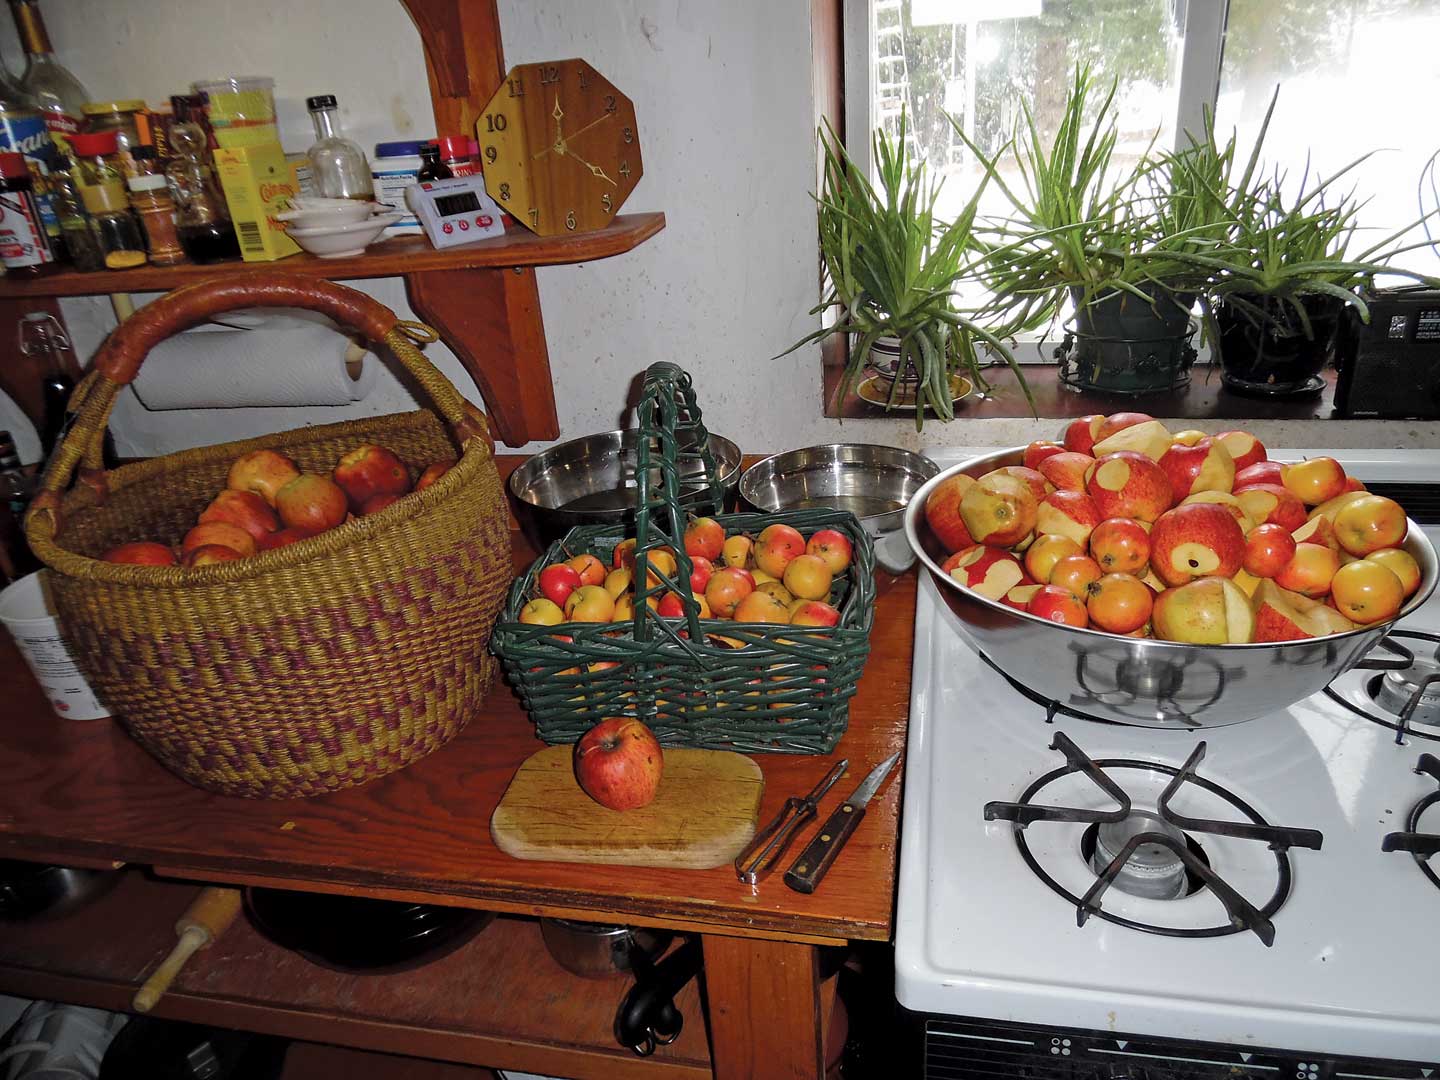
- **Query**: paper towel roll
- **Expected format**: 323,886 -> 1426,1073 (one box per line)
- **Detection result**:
132,321 -> 378,410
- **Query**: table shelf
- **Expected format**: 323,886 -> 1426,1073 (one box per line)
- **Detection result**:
0,871 -> 709,1080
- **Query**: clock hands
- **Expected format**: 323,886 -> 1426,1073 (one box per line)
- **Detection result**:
526,95 -> 618,184
534,97 -> 569,159
561,111 -> 613,145
566,146 -> 617,186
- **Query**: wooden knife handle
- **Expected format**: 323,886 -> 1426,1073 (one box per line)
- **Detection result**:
783,801 -> 865,894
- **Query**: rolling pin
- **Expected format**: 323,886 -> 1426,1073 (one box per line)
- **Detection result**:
132,886 -> 242,1013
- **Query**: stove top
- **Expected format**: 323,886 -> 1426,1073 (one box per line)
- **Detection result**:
894,449 -> 1440,1064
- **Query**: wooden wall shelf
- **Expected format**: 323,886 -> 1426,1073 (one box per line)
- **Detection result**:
0,872 -> 709,1080
0,215 -> 665,299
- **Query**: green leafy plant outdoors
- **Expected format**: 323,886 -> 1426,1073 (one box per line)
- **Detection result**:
780,116 -> 1033,429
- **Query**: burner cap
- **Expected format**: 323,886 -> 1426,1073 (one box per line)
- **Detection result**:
1372,656 -> 1440,726
1090,810 -> 1189,900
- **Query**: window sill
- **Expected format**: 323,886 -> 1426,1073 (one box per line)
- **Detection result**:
823,360 -> 1340,422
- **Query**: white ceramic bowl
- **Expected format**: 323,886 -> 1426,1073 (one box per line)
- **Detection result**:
286,214 -> 399,258
277,201 -> 380,228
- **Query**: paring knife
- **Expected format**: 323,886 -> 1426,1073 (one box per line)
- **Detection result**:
783,751 -> 901,895
734,759 -> 848,885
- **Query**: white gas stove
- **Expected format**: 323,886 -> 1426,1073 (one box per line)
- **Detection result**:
895,448 -> 1440,1076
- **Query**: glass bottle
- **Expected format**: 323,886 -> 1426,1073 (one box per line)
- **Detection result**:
165,121 -> 238,263
66,129 -> 121,185
8,0 -> 89,150
49,166 -> 99,270
0,69 -> 65,256
79,180 -> 145,269
416,141 -> 451,182
305,95 -> 373,200
127,171 -> 186,265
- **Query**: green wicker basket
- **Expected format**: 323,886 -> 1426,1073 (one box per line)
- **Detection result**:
491,363 -> 875,753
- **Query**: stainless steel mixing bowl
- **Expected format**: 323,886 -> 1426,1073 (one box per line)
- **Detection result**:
904,447 -> 1439,728
740,444 -> 938,572
508,429 -> 742,547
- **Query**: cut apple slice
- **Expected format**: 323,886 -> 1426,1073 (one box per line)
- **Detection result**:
1091,419 -> 1174,462
1252,579 -> 1357,642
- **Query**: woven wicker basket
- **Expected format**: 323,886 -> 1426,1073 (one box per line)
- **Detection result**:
24,274 -> 513,799
491,363 -> 875,754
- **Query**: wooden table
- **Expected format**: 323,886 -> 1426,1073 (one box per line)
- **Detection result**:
0,524 -> 915,1079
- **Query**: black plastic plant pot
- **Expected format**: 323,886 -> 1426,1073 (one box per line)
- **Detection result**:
1059,287 -> 1197,395
1213,292 -> 1352,397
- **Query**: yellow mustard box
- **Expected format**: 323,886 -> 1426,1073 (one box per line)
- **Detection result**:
214,143 -> 300,262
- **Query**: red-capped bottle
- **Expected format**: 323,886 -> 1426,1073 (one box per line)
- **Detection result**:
436,135 -> 477,177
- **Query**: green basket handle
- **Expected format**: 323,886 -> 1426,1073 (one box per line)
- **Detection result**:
630,363 -> 724,647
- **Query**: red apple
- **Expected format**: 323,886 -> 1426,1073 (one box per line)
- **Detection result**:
705,566 -> 756,618
1049,554 -> 1103,600
1343,476 -> 1367,493
995,465 -> 1051,503
200,489 -> 279,542
1330,560 -> 1405,625
733,589 -> 791,624
754,523 -> 807,578
183,543 -> 244,567
1158,437 -> 1235,499
1215,431 -> 1266,473
1089,518 -> 1150,574
333,444 -> 411,509
227,449 -> 300,507
1252,579 -> 1356,642
1148,503 -> 1246,587
1152,576 -> 1255,644
1235,463 -> 1287,492
1027,584 -> 1089,627
102,541 -> 177,566
942,545 -> 1027,602
1024,534 -> 1084,584
1037,452 -> 1096,493
1179,491 -> 1256,534
684,516 -> 725,561
1282,457 -> 1347,506
539,562 -> 583,607
1087,572 -> 1154,634
1001,583 -> 1045,611
1171,429 -> 1209,447
924,473 -> 977,552
790,600 -> 842,627
1023,441 -> 1066,470
1063,414 -> 1105,455
1332,495 -> 1408,556
961,472 -> 1038,547
360,492 -> 400,515
1094,411 -> 1155,443
1243,523 -> 1297,579
1234,484 -> 1307,533
573,717 -> 664,811
567,552 -> 607,587
1274,542 -> 1341,598
414,460 -> 451,492
688,555 -> 715,593
613,537 -> 638,570
1291,515 -> 1340,552
1035,490 -> 1103,546
257,526 -> 317,551
806,528 -> 853,574
181,521 -> 257,558
1086,451 -> 1173,523
1092,419 -> 1173,462
275,474 -> 349,533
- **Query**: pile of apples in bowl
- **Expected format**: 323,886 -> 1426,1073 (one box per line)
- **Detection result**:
902,413 -> 1437,727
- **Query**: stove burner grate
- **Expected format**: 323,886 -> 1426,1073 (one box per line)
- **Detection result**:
1382,753 -> 1440,892
1324,631 -> 1440,745
984,733 -> 1323,945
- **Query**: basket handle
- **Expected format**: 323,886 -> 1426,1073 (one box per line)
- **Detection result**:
29,273 -> 491,531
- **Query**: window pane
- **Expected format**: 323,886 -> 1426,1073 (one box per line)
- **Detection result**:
1217,0 -> 1440,280
870,0 -> 1186,226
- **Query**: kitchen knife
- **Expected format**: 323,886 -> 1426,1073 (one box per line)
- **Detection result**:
733,759 -> 848,885
783,751 -> 901,895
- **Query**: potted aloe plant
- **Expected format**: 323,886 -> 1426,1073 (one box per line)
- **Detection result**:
1166,95 -> 1440,396
781,115 -> 1031,429
958,68 -> 1207,395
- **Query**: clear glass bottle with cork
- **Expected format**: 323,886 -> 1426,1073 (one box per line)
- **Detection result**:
8,0 -> 89,150
305,94 -> 373,200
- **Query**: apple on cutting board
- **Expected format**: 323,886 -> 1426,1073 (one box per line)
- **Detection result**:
574,717 -> 665,811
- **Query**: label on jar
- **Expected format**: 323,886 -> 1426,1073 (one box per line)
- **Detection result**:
0,188 -> 52,267
0,111 -> 64,235
372,166 -> 422,231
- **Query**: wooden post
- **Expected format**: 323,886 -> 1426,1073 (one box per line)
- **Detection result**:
702,934 -> 825,1080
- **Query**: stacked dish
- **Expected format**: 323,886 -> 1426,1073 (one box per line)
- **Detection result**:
278,198 -> 400,258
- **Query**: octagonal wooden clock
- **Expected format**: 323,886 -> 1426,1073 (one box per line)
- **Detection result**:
477,58 -> 643,237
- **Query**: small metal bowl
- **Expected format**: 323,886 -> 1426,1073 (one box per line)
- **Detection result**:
740,444 -> 938,572
508,429 -> 743,548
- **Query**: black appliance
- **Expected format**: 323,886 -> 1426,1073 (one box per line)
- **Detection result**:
1335,286 -> 1440,418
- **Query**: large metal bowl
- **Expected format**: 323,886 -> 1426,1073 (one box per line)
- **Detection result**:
904,447 -> 1439,728
740,444 -> 938,572
508,429 -> 743,547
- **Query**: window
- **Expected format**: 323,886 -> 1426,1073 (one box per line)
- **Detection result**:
844,0 -> 1440,292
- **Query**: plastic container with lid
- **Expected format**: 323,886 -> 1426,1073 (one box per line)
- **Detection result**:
127,172 -> 186,265
80,180 -> 146,269
435,135 -> 476,177
81,99 -> 145,175
371,140 -> 424,235
194,77 -> 276,149
67,129 -> 122,185
0,149 -> 54,271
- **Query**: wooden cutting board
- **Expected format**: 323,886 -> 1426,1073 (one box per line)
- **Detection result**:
490,746 -> 764,869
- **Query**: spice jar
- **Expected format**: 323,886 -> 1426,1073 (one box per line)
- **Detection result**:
49,168 -> 101,271
67,130 -> 122,185
79,181 -> 145,269
436,135 -> 476,177
81,99 -> 146,176
127,172 -> 185,265
0,150 -> 54,272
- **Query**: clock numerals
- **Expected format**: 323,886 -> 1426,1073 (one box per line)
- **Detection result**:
528,208 -> 539,227
484,113 -> 508,133
565,210 -> 577,231
623,126 -> 634,145
578,68 -> 590,90
507,77 -> 524,98
601,193 -> 612,212
498,182 -> 511,201
619,160 -> 632,179
604,94 -> 618,114
539,64 -> 560,85
484,145 -> 498,164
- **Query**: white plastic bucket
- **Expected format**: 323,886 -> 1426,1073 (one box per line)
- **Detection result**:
0,571 -> 109,720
